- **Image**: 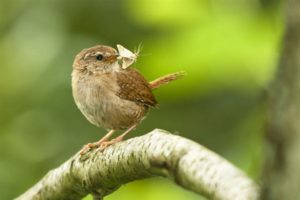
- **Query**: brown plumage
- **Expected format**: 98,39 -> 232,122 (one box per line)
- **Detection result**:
71,45 -> 184,154
117,68 -> 157,107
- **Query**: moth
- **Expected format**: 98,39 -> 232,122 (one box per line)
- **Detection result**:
117,44 -> 139,69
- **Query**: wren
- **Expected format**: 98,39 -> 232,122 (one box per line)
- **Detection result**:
71,44 -> 184,154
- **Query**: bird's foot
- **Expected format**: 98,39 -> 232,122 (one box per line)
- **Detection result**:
79,130 -> 116,155
79,136 -> 124,155
80,142 -> 97,155
98,136 -> 124,150
80,138 -> 107,155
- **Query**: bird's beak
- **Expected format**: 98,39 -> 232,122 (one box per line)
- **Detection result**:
105,53 -> 119,62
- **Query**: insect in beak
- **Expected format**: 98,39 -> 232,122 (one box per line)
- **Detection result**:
116,44 -> 138,69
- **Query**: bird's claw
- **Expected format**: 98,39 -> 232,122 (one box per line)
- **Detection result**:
79,135 -> 124,155
98,138 -> 120,151
79,143 -> 93,155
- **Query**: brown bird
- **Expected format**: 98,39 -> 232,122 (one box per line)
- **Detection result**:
72,45 -> 184,154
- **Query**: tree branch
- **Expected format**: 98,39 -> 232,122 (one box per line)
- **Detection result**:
262,0 -> 300,198
15,129 -> 259,200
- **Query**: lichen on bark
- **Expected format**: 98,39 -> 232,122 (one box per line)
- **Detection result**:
16,129 -> 258,200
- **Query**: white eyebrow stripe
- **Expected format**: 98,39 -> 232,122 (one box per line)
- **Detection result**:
84,53 -> 91,59
95,51 -> 113,56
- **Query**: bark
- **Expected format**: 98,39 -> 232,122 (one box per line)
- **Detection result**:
16,129 -> 258,200
262,0 -> 300,199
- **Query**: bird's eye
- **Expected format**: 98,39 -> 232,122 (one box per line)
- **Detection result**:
96,54 -> 103,61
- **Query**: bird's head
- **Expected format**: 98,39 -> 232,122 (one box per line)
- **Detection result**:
73,45 -> 120,74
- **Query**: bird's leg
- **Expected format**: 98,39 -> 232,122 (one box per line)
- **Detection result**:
91,129 -> 116,146
80,129 -> 115,155
99,124 -> 138,150
112,124 -> 137,142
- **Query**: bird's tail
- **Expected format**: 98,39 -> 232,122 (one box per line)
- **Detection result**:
149,71 -> 186,90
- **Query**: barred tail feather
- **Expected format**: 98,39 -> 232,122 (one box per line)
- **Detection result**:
149,71 -> 186,90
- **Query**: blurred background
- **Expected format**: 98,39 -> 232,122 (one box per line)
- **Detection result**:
0,0 -> 283,199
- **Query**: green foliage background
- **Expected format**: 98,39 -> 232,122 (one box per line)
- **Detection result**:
0,0 -> 282,199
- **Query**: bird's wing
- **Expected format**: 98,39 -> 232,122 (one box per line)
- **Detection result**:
116,68 -> 158,107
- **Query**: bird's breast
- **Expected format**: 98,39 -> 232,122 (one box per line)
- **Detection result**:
72,72 -> 146,130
